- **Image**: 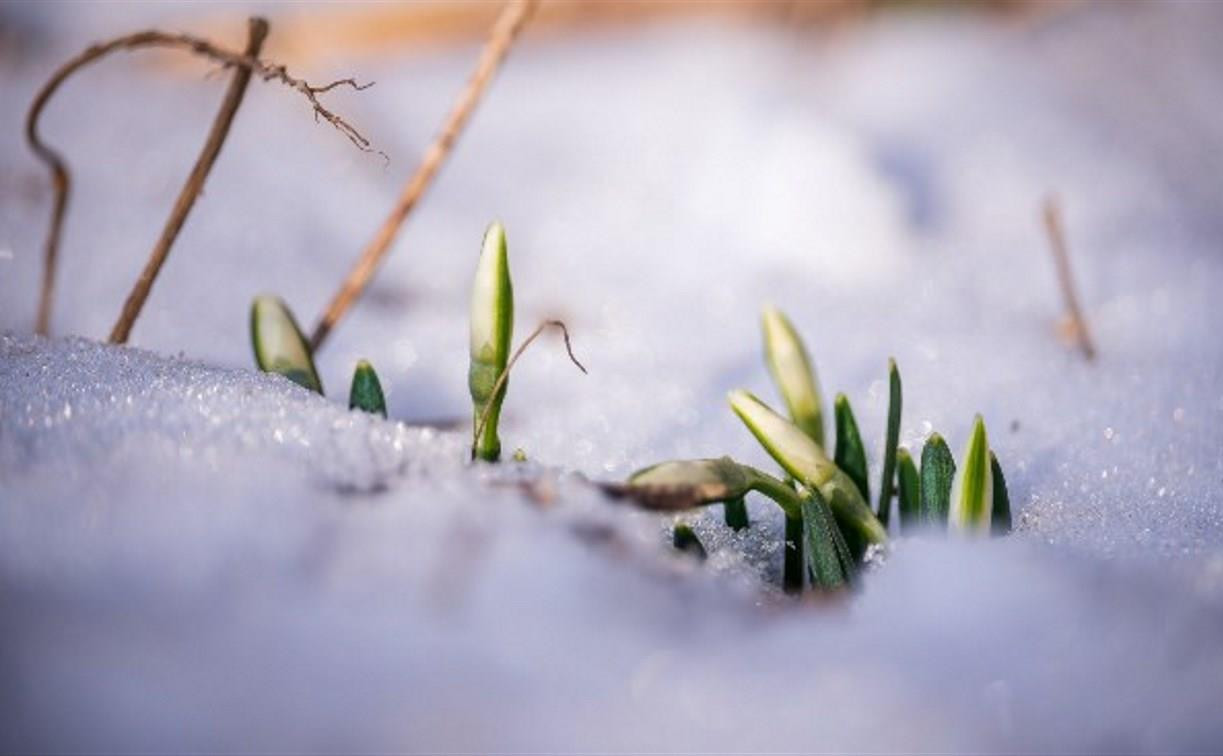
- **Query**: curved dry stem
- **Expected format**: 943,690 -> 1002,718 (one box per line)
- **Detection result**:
472,319 -> 587,454
26,25 -> 377,336
309,0 -> 538,352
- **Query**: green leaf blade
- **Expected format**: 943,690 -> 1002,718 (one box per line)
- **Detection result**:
834,393 -> 870,503
990,451 -> 1012,535
348,359 -> 387,417
950,415 -> 993,535
919,433 -> 956,526
897,447 -> 921,531
250,295 -> 323,394
801,486 -> 853,591
761,306 -> 825,448
877,358 -> 902,527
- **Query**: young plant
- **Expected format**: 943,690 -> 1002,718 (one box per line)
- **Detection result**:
949,415 -> 993,535
919,433 -> 955,526
896,446 -> 921,530
877,358 -> 902,526
834,393 -> 869,503
762,306 -> 825,447
250,295 -> 323,393
468,222 -> 513,462
348,359 -> 387,417
728,389 -> 887,560
621,457 -> 853,592
990,451 -> 1012,535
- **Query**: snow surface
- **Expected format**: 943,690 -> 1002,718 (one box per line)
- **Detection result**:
2,1 -> 1223,752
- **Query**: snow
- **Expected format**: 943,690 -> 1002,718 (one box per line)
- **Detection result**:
2,1 -> 1223,751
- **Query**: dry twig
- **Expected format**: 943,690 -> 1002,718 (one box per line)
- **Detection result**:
1041,195 -> 1096,361
109,17 -> 268,344
309,0 -> 538,351
472,319 -> 587,453
26,24 -> 376,335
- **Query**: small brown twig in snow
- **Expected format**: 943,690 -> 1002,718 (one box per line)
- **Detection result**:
26,23 -> 377,336
472,319 -> 587,453
1042,195 -> 1096,361
309,0 -> 538,352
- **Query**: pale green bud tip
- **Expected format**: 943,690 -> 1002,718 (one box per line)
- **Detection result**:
250,295 -> 322,394
950,415 -> 994,535
469,221 -> 514,368
728,389 -> 832,489
761,306 -> 824,447
628,457 -> 751,505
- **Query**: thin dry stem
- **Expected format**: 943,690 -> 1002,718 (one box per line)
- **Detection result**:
1042,195 -> 1096,361
472,319 -> 587,455
309,0 -> 538,351
27,26 -> 376,335
109,17 -> 268,344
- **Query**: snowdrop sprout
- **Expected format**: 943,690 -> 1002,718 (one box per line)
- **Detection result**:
348,359 -> 386,418
250,295 -> 323,394
920,433 -> 955,525
896,447 -> 921,530
949,415 -> 994,535
469,222 -> 514,462
762,306 -> 825,447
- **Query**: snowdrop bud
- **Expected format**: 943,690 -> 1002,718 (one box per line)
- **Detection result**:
628,457 -> 753,505
762,306 -> 825,447
469,222 -> 514,461
348,359 -> 387,418
250,295 -> 323,394
728,389 -> 886,555
950,415 -> 994,535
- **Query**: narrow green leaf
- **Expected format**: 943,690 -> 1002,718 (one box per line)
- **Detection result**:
783,512 -> 804,594
919,433 -> 955,525
834,393 -> 870,503
723,496 -> 749,531
672,522 -> 707,560
950,415 -> 993,535
469,222 -> 514,461
877,358 -> 902,527
896,447 -> 921,531
990,451 -> 1012,535
761,306 -> 825,447
348,359 -> 387,417
801,485 -> 854,591
250,295 -> 323,394
728,389 -> 886,559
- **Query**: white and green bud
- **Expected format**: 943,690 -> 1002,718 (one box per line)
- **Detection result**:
469,221 -> 514,461
728,389 -> 886,556
625,457 -> 752,509
762,306 -> 825,448
250,295 -> 323,394
949,415 -> 994,535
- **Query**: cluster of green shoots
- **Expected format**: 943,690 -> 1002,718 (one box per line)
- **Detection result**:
617,308 -> 1012,595
248,222 -> 1010,598
248,221 -> 580,462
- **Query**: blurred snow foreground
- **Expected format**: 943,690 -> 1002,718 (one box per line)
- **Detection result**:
3,1 -> 1223,752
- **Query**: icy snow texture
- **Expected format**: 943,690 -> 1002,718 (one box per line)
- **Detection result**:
2,1 -> 1223,752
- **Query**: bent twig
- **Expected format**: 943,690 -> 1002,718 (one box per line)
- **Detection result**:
1042,195 -> 1096,361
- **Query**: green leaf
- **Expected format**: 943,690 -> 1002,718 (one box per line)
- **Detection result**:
728,389 -> 886,559
761,306 -> 825,448
990,451 -> 1012,535
950,415 -> 993,535
919,433 -> 955,526
896,447 -> 921,530
877,358 -> 902,527
348,359 -> 387,417
801,485 -> 854,591
672,522 -> 707,560
250,295 -> 323,394
723,496 -> 749,531
469,222 -> 514,461
834,393 -> 870,503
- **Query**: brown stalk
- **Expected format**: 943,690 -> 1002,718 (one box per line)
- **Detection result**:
309,0 -> 538,351
1041,195 -> 1096,361
108,17 -> 268,344
26,25 -> 376,336
472,319 -> 587,456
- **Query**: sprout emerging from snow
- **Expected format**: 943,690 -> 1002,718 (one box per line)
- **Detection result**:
949,415 -> 994,535
348,359 -> 387,418
469,222 -> 514,462
250,295 -> 323,394
762,306 -> 825,448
